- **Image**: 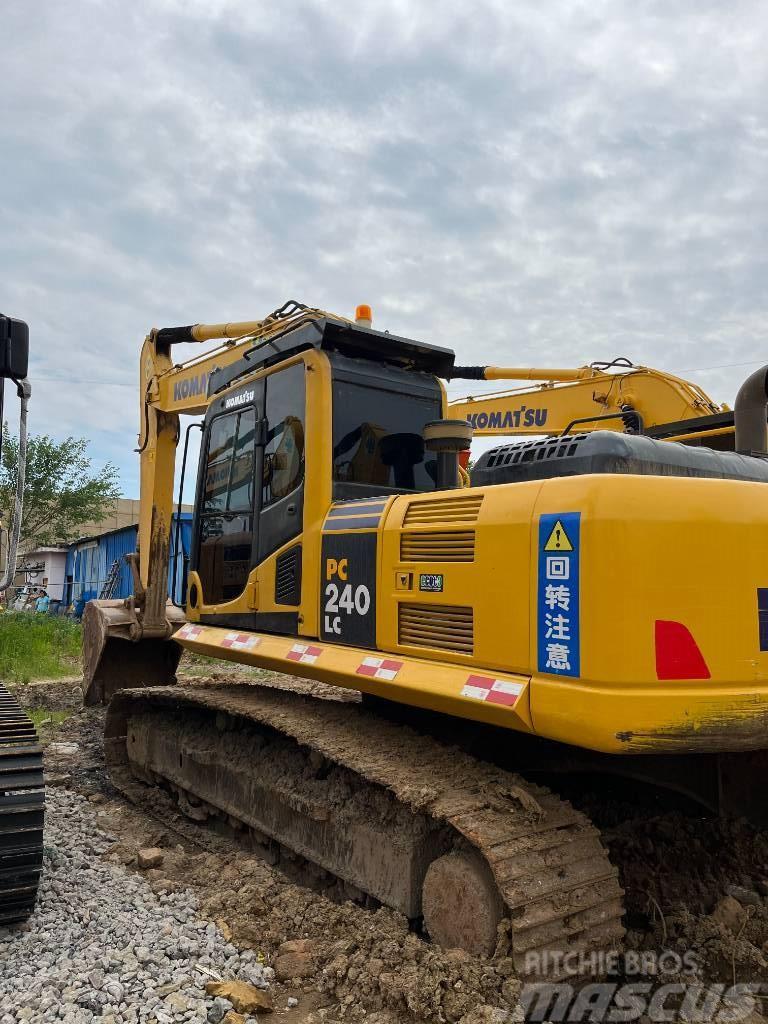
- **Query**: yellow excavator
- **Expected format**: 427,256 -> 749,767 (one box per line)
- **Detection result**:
82,300 -> 768,976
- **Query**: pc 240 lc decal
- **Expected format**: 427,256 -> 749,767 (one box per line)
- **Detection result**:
321,533 -> 377,647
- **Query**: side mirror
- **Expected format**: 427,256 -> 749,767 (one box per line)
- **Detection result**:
0,316 -> 29,380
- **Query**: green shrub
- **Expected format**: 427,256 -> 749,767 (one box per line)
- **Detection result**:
0,613 -> 81,684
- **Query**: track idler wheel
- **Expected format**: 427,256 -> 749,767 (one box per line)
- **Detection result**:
422,850 -> 504,956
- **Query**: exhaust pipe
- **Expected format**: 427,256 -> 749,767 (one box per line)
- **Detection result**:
735,366 -> 768,454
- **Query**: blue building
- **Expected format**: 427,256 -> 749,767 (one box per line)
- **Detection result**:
64,513 -> 193,616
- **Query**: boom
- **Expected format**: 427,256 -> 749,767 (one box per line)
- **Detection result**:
448,361 -> 724,436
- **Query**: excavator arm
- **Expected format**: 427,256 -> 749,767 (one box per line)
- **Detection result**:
448,360 -> 724,437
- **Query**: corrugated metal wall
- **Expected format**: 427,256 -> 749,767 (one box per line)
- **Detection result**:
65,513 -> 193,615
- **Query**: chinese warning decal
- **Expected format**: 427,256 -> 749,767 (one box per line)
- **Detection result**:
538,512 -> 581,677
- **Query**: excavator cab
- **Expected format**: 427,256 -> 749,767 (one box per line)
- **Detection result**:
186,331 -> 450,632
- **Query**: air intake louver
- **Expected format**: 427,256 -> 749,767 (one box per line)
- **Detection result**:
483,435 -> 587,469
398,603 -> 473,654
401,495 -> 481,562
400,531 -> 475,562
403,494 -> 483,526
275,545 -> 302,605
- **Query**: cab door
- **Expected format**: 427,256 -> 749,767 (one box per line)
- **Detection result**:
192,382 -> 264,607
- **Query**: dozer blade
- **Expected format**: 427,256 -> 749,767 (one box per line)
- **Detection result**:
82,600 -> 186,706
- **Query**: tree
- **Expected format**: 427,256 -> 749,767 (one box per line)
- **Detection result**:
0,426 -> 121,548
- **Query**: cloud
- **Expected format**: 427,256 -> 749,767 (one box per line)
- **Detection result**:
2,0 -> 767,495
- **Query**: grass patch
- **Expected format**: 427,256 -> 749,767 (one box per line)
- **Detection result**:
25,709 -> 71,730
0,613 -> 82,685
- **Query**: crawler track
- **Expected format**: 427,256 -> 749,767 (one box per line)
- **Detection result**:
0,684 -> 44,925
105,682 -> 625,977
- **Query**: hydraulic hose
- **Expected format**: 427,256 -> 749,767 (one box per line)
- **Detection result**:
0,379 -> 31,592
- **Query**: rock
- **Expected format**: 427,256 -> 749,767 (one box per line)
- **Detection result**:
274,943 -> 316,981
205,981 -> 274,1014
165,991 -> 191,1013
274,952 -> 315,981
155,983 -> 181,997
287,997 -> 299,1008
222,1014 -> 247,1024
45,772 -> 72,787
104,981 -> 125,1003
88,968 -> 105,989
48,741 -> 79,755
87,793 -> 107,804
726,884 -> 763,908
207,998 -> 233,1024
278,938 -> 315,956
240,961 -> 272,989
711,894 -> 747,932
137,847 -> 165,869
216,918 -> 233,941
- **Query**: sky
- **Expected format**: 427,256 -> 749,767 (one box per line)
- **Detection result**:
2,0 -> 767,496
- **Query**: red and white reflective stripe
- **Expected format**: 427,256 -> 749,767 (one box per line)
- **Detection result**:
220,633 -> 260,651
460,674 -> 524,707
356,656 -> 403,681
286,643 -> 322,665
176,624 -> 203,640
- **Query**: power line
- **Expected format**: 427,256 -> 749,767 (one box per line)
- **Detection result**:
674,359 -> 765,373
34,377 -> 132,386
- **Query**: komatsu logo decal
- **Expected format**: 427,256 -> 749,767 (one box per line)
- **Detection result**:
173,371 -> 210,402
225,389 -> 255,409
466,407 -> 548,430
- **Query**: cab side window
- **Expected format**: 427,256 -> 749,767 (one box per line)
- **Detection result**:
263,363 -> 305,506
258,362 -> 306,562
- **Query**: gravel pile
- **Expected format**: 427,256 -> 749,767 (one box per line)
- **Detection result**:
0,789 -> 273,1024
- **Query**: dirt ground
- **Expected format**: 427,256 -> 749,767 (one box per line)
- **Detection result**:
29,671 -> 768,1022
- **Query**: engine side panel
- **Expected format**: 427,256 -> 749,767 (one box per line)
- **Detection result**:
376,474 -> 768,754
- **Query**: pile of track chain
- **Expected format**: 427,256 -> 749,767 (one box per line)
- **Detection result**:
106,682 -> 625,978
0,684 -> 44,925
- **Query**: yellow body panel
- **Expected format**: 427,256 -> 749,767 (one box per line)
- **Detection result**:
378,487 -> 535,674
371,474 -> 768,753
